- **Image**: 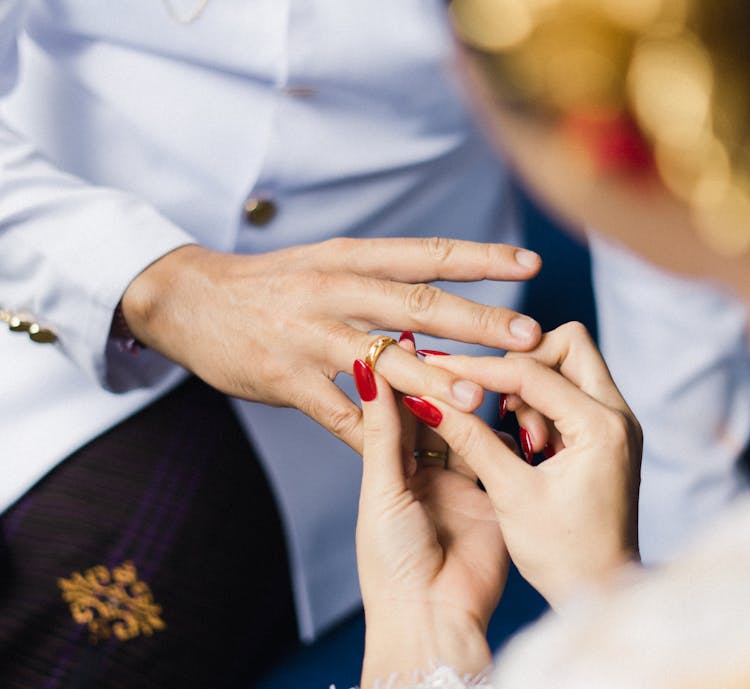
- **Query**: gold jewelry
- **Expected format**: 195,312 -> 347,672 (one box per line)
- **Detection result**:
414,449 -> 448,461
414,449 -> 449,468
0,307 -> 57,344
364,335 -> 398,371
162,0 -> 210,24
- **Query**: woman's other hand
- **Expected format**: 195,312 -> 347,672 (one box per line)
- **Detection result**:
355,354 -> 508,688
416,322 -> 642,608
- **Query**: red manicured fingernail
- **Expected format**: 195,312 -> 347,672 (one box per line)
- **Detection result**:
543,443 -> 556,459
353,359 -> 377,402
416,349 -> 449,357
499,393 -> 508,421
520,427 -> 534,464
403,396 -> 443,428
399,331 -> 415,345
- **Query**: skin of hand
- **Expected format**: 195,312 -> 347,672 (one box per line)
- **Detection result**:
120,237 -> 542,452
356,357 -> 508,688
417,322 -> 642,609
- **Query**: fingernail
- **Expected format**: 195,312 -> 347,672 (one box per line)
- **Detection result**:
543,443 -> 556,459
353,359 -> 377,402
520,427 -> 534,464
452,380 -> 481,408
499,393 -> 508,420
509,316 -> 538,341
515,249 -> 540,268
417,349 -> 449,357
399,331 -> 416,345
403,396 -> 443,428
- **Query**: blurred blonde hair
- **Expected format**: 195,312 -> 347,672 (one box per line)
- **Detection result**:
450,0 -> 750,257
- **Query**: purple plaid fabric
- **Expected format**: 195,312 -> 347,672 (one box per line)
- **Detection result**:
0,378 -> 298,688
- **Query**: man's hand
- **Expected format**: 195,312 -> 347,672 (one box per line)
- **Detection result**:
121,237 -> 541,452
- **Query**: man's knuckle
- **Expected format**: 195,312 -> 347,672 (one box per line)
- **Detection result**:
263,363 -> 287,391
323,320 -> 351,346
327,404 -> 362,439
472,304 -> 501,333
422,236 -> 456,263
316,321 -> 353,363
405,283 -> 440,317
307,269 -> 336,293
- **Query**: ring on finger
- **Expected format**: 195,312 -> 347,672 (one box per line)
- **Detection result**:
413,448 -> 449,468
365,335 -> 398,371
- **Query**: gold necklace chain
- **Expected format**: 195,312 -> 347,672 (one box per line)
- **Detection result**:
162,0 -> 210,24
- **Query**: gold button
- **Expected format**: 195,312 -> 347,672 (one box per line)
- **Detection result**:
243,197 -> 277,226
28,322 -> 57,344
9,316 -> 31,332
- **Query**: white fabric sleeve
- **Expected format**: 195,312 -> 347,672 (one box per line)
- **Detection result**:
587,234 -> 750,562
0,0 -> 195,391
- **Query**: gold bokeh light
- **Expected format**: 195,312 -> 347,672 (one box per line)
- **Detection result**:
451,0 -> 750,257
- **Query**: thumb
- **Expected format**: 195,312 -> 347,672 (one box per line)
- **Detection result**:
354,359 -> 408,498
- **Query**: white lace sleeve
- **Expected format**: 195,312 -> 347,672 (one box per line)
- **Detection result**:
341,665 -> 496,689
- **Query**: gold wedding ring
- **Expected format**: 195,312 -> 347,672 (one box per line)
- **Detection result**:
414,449 -> 448,461
413,449 -> 449,468
364,335 -> 398,371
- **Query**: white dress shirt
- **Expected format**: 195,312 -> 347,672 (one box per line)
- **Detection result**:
3,0 -> 749,645
590,235 -> 750,562
0,0 -> 522,640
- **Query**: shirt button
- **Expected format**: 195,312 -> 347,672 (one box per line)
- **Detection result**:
28,323 -> 57,344
243,197 -> 277,226
283,86 -> 317,97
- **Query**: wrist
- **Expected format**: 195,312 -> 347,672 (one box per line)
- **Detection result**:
542,546 -> 641,610
119,243 -> 206,357
361,604 -> 492,689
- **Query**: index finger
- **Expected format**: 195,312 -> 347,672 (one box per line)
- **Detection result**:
426,355 -> 632,444
410,395 -> 530,505
504,322 -> 627,411
426,324 -> 629,414
314,236 -> 542,283
365,340 -> 485,413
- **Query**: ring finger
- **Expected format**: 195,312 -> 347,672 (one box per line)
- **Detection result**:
347,328 -> 486,413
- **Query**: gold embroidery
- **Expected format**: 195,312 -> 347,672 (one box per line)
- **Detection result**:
58,561 -> 166,643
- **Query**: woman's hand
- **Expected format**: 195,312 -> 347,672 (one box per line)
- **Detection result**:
120,237 -> 541,452
412,322 -> 642,608
355,349 -> 508,688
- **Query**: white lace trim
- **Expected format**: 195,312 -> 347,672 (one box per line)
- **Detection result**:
338,664 -> 495,689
